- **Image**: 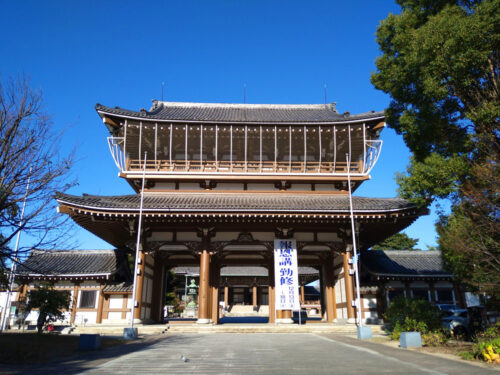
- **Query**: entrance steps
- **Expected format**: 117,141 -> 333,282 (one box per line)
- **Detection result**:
165,323 -> 385,334
71,323 -> 385,335
225,305 -> 268,317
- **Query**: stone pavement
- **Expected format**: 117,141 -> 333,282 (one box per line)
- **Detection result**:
73,333 -> 496,375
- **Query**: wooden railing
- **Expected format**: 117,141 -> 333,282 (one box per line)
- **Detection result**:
127,159 -> 362,174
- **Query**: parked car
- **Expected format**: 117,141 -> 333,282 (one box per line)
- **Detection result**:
441,309 -> 468,338
435,303 -> 462,313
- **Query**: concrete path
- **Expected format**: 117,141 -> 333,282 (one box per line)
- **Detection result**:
75,333 -> 497,375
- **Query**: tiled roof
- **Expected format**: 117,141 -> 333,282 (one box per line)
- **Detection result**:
16,249 -> 125,277
173,266 -> 318,277
95,102 -> 384,124
103,282 -> 133,293
363,250 -> 452,278
56,192 -> 416,214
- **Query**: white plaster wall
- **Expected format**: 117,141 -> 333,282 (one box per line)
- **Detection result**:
54,281 -> 73,288
149,232 -> 173,241
179,183 -> 201,190
315,184 -> 337,191
148,182 -> 176,190
109,296 -> 123,309
127,297 -> 133,308
80,281 -> 100,288
288,184 -> 311,191
107,312 -> 122,320
177,232 -> 199,241
317,233 -> 339,241
294,232 -> 314,241
247,183 -> 275,191
217,183 -> 244,190
250,232 -> 275,241
75,311 -> 97,325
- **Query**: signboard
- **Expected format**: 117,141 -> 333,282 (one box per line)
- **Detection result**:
274,239 -> 300,311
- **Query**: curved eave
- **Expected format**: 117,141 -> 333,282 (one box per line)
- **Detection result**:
371,273 -> 453,280
18,273 -> 112,280
96,105 -> 385,126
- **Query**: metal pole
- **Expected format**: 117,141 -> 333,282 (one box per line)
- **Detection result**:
138,122 -> 143,166
274,126 -> 277,172
318,126 -> 322,173
333,126 -> 337,173
124,120 -> 128,171
303,126 -> 307,172
169,124 -> 173,170
230,126 -> 233,172
346,152 -> 362,327
0,168 -> 32,332
154,123 -> 158,167
362,123 -> 366,174
130,152 -> 147,330
215,125 -> 218,169
244,125 -> 247,172
185,124 -> 188,170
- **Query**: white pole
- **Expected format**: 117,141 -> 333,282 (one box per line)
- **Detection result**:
124,120 -> 128,171
169,124 -> 173,171
154,123 -> 158,167
346,152 -> 362,327
130,152 -> 147,330
0,168 -> 32,332
139,122 -> 142,165
303,126 -> 307,172
318,126 -> 322,173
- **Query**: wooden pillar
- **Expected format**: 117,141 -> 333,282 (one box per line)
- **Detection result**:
325,256 -> 337,323
319,267 -> 326,320
134,250 -> 146,320
342,252 -> 355,320
121,294 -> 128,319
197,249 -> 211,323
70,283 -> 80,324
252,284 -> 258,308
224,284 -> 229,308
150,258 -> 164,323
300,285 -> 305,304
282,310 -> 292,319
268,264 -> 275,323
210,257 -> 220,324
96,284 -> 105,324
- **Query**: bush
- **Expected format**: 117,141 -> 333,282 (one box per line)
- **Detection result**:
422,330 -> 450,346
384,296 -> 441,340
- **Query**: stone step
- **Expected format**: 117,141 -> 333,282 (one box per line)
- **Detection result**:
71,323 -> 385,336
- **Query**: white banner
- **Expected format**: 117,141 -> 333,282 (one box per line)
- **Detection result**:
274,239 -> 300,311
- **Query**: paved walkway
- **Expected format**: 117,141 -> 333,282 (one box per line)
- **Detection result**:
73,333 -> 496,375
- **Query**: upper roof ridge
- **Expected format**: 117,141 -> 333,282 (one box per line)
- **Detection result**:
151,100 -> 338,112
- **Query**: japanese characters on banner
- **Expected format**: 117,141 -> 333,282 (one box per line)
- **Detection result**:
274,239 -> 300,311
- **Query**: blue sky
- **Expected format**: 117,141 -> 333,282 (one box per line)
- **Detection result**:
0,1 -> 439,250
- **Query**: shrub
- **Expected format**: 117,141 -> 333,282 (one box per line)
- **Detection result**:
422,330 -> 450,346
384,296 -> 441,340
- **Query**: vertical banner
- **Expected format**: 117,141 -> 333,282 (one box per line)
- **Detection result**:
274,239 -> 300,311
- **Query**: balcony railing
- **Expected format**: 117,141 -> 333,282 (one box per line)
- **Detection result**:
108,136 -> 382,176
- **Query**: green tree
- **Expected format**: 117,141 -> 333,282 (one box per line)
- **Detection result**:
372,232 -> 419,250
26,284 -> 70,334
372,0 -> 499,299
